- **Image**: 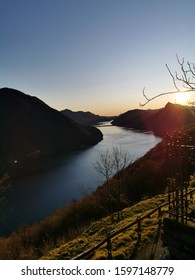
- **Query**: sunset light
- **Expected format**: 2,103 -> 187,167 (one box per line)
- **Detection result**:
175,91 -> 190,105
1,0 -> 195,266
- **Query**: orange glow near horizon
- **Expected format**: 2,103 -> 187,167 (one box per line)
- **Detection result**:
175,91 -> 190,105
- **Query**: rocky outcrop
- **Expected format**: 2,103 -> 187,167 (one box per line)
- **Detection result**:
0,88 -> 103,173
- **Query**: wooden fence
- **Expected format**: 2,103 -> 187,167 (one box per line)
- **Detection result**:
72,188 -> 195,260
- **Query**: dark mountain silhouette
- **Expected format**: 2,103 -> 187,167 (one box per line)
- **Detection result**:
61,109 -> 114,125
112,103 -> 195,137
112,108 -> 158,130
146,102 -> 195,136
0,88 -> 103,173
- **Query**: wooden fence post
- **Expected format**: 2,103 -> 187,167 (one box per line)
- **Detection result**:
190,192 -> 193,203
158,206 -> 162,222
168,184 -> 171,218
106,233 -> 112,260
185,199 -> 188,226
175,187 -> 179,222
137,218 -> 141,243
180,184 -> 184,224
185,183 -> 188,225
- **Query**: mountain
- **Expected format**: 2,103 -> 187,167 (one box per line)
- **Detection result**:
112,103 -> 195,137
146,102 -> 195,136
112,108 -> 158,130
0,88 -> 103,173
61,109 -> 114,125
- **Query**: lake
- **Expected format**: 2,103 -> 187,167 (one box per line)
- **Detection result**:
1,123 -> 161,236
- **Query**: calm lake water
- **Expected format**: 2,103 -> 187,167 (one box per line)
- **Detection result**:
1,123 -> 161,236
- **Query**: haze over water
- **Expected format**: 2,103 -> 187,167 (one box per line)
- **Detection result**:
1,123 -> 161,236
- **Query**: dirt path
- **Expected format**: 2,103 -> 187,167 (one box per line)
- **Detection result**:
131,222 -> 168,260
132,235 -> 165,260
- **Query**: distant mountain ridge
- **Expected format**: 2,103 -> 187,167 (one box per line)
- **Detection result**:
0,88 -> 103,173
61,109 -> 114,125
112,103 -> 195,137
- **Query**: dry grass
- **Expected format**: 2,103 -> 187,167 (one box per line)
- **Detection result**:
41,193 -> 168,260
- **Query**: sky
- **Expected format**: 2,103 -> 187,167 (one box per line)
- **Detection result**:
1,0 -> 195,116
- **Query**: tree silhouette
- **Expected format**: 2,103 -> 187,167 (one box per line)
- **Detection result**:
94,147 -> 131,222
111,147 -> 131,221
140,55 -> 195,106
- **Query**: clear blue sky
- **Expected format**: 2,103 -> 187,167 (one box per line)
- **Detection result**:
1,0 -> 195,115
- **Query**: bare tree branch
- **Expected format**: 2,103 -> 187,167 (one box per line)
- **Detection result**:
188,61 -> 195,77
166,63 -> 180,91
140,56 -> 195,106
139,88 -> 191,107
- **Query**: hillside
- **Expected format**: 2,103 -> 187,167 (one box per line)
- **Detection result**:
112,103 -> 195,137
40,124 -> 195,260
1,124 -> 195,259
0,88 -> 103,174
61,109 -> 114,125
112,108 -> 158,130
41,193 -> 167,260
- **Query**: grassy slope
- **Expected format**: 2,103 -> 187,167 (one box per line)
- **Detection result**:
42,193 -> 168,260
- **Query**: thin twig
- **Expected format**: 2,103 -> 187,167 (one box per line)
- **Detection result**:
166,64 -> 180,91
139,88 -> 191,107
140,56 -> 195,106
